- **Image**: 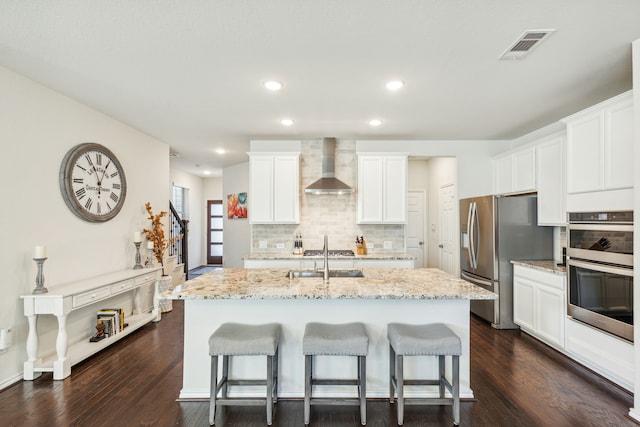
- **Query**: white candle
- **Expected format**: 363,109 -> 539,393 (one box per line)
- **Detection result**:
35,246 -> 46,258
147,241 -> 154,250
134,232 -> 142,243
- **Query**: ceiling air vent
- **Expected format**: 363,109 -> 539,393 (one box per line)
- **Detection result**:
499,29 -> 555,60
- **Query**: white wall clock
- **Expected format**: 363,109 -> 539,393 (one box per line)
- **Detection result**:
59,143 -> 127,222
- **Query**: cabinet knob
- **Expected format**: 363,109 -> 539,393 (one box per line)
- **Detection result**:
438,244 -> 444,248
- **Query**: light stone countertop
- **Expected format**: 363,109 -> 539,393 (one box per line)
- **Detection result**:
162,268 -> 497,300
511,260 -> 567,275
243,253 -> 416,260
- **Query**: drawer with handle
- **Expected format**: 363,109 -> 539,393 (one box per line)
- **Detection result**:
110,279 -> 134,295
72,286 -> 111,308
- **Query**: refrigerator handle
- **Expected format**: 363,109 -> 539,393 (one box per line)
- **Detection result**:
469,202 -> 478,269
473,201 -> 480,269
466,202 -> 475,269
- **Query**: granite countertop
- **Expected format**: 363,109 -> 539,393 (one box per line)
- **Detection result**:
243,253 -> 416,260
162,268 -> 497,301
511,260 -> 567,275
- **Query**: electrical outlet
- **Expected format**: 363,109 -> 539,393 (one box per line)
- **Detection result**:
259,240 -> 267,249
384,241 -> 392,249
276,243 -> 285,249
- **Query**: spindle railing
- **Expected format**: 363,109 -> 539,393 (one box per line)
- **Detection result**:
169,201 -> 189,278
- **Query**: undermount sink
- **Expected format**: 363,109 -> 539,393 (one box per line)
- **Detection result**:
287,270 -> 364,278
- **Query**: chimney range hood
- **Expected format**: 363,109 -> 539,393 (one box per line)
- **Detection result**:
304,138 -> 354,194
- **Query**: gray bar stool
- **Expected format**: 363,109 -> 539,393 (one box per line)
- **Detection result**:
387,323 -> 461,426
208,322 -> 281,426
303,322 -> 369,425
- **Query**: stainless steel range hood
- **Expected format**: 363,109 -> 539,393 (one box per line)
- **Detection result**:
304,138 -> 354,194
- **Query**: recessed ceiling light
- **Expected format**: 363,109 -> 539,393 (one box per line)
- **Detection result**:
369,119 -> 383,126
385,80 -> 405,91
216,148 -> 225,155
281,118 -> 294,126
264,80 -> 283,91
203,170 -> 211,175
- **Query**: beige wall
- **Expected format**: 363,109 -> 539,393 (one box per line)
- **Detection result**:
0,65 -> 170,388
223,162 -> 250,267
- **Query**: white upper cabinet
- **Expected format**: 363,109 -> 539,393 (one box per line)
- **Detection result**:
357,154 -> 408,224
249,153 -> 300,224
536,134 -> 566,226
493,146 -> 536,195
563,91 -> 633,194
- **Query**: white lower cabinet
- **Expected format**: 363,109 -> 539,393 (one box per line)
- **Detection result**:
513,264 -> 565,350
565,317 -> 634,391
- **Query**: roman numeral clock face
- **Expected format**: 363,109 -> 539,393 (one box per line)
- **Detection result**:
59,143 -> 127,222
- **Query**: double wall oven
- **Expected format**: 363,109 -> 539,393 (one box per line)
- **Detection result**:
567,211 -> 633,342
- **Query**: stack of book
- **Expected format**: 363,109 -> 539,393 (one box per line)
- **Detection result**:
96,308 -> 127,337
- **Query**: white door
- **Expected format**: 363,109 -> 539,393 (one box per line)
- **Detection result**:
407,191 -> 426,268
439,184 -> 457,275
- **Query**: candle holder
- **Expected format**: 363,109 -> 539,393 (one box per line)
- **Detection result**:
133,242 -> 143,270
33,257 -> 48,294
145,247 -> 155,268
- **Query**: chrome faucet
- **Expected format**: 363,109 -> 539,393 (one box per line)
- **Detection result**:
323,234 -> 329,283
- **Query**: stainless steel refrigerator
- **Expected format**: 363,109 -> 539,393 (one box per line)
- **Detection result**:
460,194 -> 553,329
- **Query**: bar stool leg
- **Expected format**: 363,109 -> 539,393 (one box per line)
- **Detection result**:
221,355 -> 229,399
453,355 -> 460,426
439,355 -> 445,398
304,354 -> 312,425
396,353 -> 404,426
273,348 -> 279,404
266,354 -> 274,425
209,355 -> 218,426
389,345 -> 396,403
359,355 -> 367,425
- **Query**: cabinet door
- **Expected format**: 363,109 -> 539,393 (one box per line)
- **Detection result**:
383,156 -> 407,223
513,147 -> 536,193
273,156 -> 299,223
249,156 -> 274,223
535,284 -> 565,348
494,155 -> 513,195
604,100 -> 633,190
537,136 -> 565,225
513,275 -> 535,331
357,156 -> 384,223
566,111 -> 603,194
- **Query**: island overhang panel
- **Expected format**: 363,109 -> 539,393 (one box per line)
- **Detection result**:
163,268 -> 496,400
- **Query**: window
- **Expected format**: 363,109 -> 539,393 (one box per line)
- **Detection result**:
173,185 -> 189,219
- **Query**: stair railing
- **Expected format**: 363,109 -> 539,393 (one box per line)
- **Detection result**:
169,202 -> 189,278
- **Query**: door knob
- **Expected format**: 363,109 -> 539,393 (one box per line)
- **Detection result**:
419,241 -> 424,246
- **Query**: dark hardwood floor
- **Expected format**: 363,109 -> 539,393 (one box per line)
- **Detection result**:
0,300 -> 635,426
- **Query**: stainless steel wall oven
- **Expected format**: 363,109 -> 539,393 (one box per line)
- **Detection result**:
567,211 -> 633,342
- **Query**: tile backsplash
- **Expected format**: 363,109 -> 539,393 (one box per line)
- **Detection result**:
251,140 -> 405,253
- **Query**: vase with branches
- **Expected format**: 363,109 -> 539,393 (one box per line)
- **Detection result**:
142,202 -> 176,271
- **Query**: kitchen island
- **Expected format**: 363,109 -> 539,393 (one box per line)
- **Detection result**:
162,268 -> 496,400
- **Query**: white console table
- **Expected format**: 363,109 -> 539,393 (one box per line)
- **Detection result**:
21,267 -> 162,380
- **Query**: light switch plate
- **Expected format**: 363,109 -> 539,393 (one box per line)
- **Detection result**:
276,243 -> 285,249
384,241 -> 392,249
259,240 -> 267,249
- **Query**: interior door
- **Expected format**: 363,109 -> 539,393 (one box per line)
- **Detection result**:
407,191 -> 426,268
439,184 -> 457,275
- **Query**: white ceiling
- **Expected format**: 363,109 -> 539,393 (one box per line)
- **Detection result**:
2,1 -> 639,177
